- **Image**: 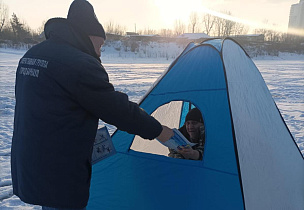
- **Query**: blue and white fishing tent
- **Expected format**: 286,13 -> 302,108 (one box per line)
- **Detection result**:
88,38 -> 304,210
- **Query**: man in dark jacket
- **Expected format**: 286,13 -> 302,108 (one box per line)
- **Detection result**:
11,0 -> 172,209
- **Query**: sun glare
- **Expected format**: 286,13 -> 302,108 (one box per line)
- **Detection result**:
153,0 -> 203,28
152,0 -> 296,35
200,7 -> 290,34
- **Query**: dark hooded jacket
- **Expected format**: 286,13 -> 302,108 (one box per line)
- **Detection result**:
11,18 -> 162,208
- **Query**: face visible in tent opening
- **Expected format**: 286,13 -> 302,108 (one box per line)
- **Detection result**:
184,107 -> 204,143
186,120 -> 204,141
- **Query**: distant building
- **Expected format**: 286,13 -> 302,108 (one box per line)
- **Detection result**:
126,32 -> 139,36
233,34 -> 265,42
177,33 -> 210,40
125,34 -> 160,42
105,33 -> 123,40
288,0 -> 304,33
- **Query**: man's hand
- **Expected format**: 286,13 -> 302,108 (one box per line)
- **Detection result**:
177,146 -> 200,160
157,125 -> 173,142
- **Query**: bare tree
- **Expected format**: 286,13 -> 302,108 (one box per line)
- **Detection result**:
213,16 -> 225,37
138,28 -> 157,35
174,19 -> 186,36
29,20 -> 47,42
158,28 -> 173,37
254,20 -> 282,42
223,22 -> 235,36
255,27 -> 281,42
113,24 -> 126,36
254,28 -> 267,37
254,19 -> 269,39
222,11 -> 235,37
189,12 -> 199,33
105,21 -> 126,36
36,19 -> 47,35
105,21 -> 115,34
212,11 -> 236,37
232,22 -> 249,36
266,29 -> 281,42
0,0 -> 9,34
202,14 -> 215,35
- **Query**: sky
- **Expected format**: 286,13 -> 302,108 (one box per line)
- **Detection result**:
2,0 -> 300,33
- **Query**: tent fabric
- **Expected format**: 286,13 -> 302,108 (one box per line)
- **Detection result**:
87,38 -> 304,210
131,101 -> 183,156
179,101 -> 196,127
222,39 -> 304,210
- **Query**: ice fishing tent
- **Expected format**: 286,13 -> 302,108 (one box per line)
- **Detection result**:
88,38 -> 304,210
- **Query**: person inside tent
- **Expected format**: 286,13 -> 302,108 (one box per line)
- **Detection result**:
168,108 -> 205,160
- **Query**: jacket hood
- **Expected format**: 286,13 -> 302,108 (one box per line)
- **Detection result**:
44,18 -> 100,61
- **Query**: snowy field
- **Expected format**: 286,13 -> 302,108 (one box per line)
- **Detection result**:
0,48 -> 303,209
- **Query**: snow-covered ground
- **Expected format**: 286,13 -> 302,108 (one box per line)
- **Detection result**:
0,47 -> 303,209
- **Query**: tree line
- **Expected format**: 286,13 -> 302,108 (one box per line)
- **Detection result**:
105,11 -> 303,44
0,1 -> 44,45
105,11 -> 250,38
0,1 -> 303,47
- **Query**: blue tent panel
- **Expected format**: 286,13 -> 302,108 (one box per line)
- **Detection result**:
179,102 -> 196,127
88,43 -> 244,210
88,153 -> 243,210
202,39 -> 223,52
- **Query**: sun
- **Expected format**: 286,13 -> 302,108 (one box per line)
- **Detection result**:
152,0 -> 204,28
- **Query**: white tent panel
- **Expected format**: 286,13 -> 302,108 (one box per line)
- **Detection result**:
222,39 -> 304,210
130,101 -> 183,156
